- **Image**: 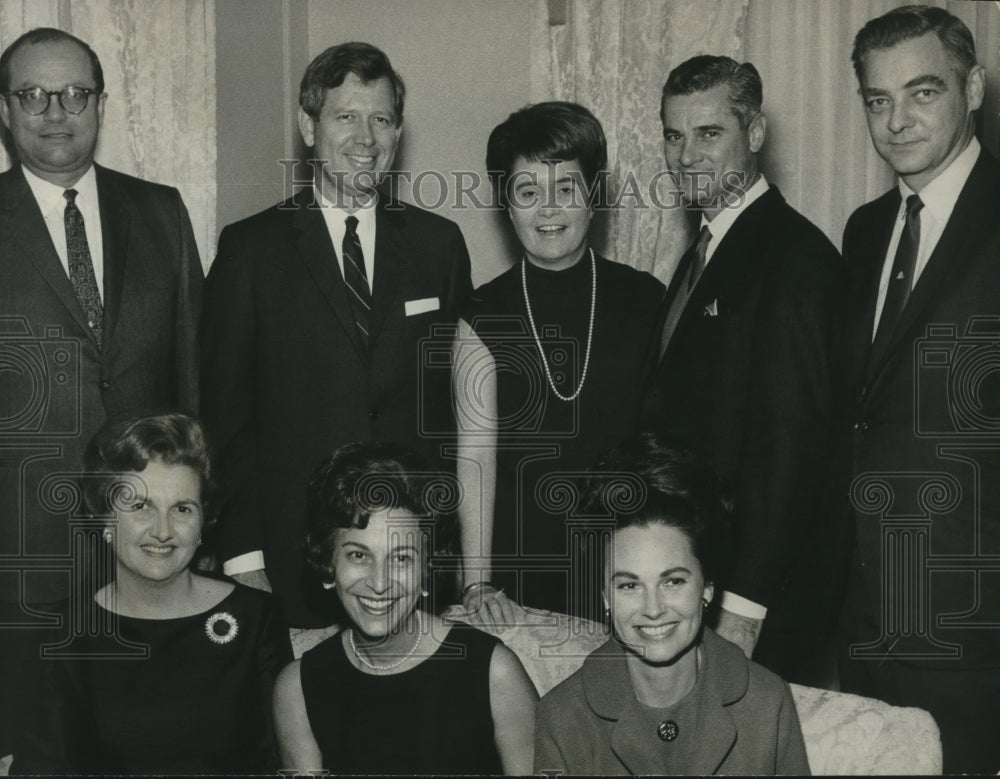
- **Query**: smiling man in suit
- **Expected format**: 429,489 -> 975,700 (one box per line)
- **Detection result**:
641,55 -> 845,687
201,42 -> 472,628
0,27 -> 201,758
838,6 -> 1000,773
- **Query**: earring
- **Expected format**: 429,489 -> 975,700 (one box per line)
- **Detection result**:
322,581 -> 336,590
702,598 -> 710,609
421,589 -> 429,598
102,529 -> 113,543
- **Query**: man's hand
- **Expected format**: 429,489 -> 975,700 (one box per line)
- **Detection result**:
714,608 -> 763,659
231,569 -> 272,593
446,585 -> 521,634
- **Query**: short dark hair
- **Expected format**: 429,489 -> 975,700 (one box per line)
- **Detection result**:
581,434 -> 733,586
299,41 -> 405,123
305,441 -> 456,585
660,55 -> 762,131
0,27 -> 104,93
82,411 -> 217,527
852,4 -> 977,85
486,101 -> 609,209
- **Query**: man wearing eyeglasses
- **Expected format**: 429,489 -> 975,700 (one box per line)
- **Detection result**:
0,27 -> 202,761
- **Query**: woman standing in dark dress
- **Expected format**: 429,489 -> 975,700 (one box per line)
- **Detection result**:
454,102 -> 665,623
13,412 -> 292,775
273,442 -> 536,775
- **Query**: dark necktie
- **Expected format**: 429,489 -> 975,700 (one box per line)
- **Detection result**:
874,194 -> 923,346
64,188 -> 103,348
687,224 -> 712,291
342,215 -> 371,347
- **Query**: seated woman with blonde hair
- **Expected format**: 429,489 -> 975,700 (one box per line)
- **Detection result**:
534,434 -> 809,775
273,441 -> 537,775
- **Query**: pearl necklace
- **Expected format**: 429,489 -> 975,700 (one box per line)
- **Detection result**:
349,609 -> 423,672
521,248 -> 596,402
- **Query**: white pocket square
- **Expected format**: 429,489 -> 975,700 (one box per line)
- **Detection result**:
405,297 -> 440,316
704,299 -> 719,317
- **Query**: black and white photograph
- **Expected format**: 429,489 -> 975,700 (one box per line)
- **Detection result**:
1,0 -> 999,774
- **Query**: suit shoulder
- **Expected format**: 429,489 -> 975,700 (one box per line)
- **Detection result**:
844,188 -> 897,242
98,166 -> 181,200
382,198 -> 467,245
597,256 -> 666,298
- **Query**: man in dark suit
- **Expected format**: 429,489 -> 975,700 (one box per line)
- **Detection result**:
0,28 -> 201,756
837,6 -> 1000,773
201,42 -> 472,628
641,55 -> 845,687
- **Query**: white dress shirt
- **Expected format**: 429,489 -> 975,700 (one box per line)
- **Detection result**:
22,164 -> 104,301
871,137 -> 981,339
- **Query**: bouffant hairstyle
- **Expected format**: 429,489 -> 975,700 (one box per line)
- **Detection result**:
82,411 -> 218,529
305,441 -> 457,587
581,433 -> 733,586
486,100 -> 609,209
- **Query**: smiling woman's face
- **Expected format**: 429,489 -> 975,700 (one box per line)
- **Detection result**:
506,156 -> 593,271
605,523 -> 713,665
332,508 -> 425,639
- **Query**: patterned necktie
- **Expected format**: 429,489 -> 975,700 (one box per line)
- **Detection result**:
874,194 -> 923,346
342,215 -> 371,347
687,224 -> 712,292
64,188 -> 103,348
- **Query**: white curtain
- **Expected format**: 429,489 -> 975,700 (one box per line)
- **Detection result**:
0,0 -> 216,270
531,0 -> 999,279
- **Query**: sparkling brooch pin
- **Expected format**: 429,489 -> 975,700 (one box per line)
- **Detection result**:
205,611 -> 239,644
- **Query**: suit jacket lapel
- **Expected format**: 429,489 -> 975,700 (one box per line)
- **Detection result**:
854,192 -> 899,382
292,191 -> 366,362
96,164 -> 130,354
0,166 -> 98,346
369,198 -> 406,344
865,153 -> 999,385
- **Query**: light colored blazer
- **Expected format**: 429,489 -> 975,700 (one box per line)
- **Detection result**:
534,627 -> 810,775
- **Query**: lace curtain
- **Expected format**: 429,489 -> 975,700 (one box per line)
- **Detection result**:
531,0 -> 999,283
0,0 -> 216,270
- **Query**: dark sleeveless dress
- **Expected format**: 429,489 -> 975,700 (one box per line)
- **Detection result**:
464,254 -> 665,617
299,623 -> 503,775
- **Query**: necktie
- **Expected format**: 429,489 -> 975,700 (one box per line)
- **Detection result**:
687,224 -> 712,292
660,225 -> 713,355
64,188 -> 103,348
874,194 -> 923,346
342,215 -> 371,347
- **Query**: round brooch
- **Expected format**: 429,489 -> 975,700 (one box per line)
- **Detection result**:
204,611 -> 239,645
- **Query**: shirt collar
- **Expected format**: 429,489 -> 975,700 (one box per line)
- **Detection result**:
700,174 -> 769,243
314,183 -> 377,232
898,137 -> 980,223
22,163 -> 98,213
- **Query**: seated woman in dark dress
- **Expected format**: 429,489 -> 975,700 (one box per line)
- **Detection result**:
453,102 -> 666,624
534,434 -> 809,775
14,412 -> 292,775
273,441 -> 537,775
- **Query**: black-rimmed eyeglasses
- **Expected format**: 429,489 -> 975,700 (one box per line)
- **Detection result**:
1,86 -> 103,116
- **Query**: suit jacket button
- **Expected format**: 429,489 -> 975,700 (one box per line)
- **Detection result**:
657,720 -> 679,741
369,409 -> 380,420
853,420 -> 868,432
100,380 -> 111,390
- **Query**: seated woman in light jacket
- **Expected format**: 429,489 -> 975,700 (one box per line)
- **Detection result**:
534,434 -> 809,775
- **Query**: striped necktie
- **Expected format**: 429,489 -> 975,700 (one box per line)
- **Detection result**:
342,215 -> 371,347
